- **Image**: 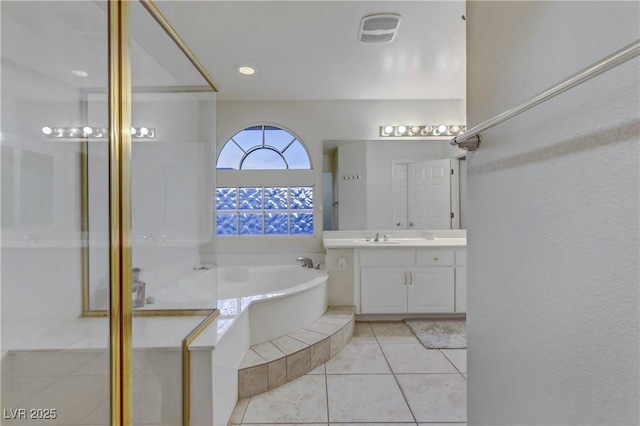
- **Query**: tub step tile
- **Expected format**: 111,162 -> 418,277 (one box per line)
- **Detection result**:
304,322 -> 342,336
323,306 -> 356,317
315,316 -> 351,328
288,328 -> 327,346
310,338 -> 331,371
330,327 -> 345,358
238,364 -> 268,399
268,358 -> 287,390
286,347 -> 311,382
271,336 -> 309,355
252,342 -> 285,362
239,349 -> 266,369
237,306 -> 355,399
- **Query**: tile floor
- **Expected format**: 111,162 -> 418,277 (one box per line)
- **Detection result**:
229,321 -> 467,426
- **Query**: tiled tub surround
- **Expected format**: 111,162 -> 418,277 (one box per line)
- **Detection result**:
238,307 -> 355,398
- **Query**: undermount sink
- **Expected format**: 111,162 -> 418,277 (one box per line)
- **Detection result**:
354,239 -> 404,244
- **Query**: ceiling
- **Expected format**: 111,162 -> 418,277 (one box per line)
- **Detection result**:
156,1 -> 467,102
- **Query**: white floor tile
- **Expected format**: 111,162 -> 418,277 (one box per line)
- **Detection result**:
229,397 -> 250,425
333,424 -> 417,426
243,375 -> 327,424
418,423 -> 466,426
396,374 -> 467,423
370,321 -> 419,343
326,343 -> 391,374
327,374 -> 414,423
440,349 -> 467,373
381,344 -> 459,374
19,376 -> 109,425
307,364 -> 325,375
11,351 -> 98,377
350,322 -> 377,344
1,375 -> 61,407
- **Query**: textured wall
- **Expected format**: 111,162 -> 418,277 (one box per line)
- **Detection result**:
466,2 -> 639,424
216,99 -> 465,254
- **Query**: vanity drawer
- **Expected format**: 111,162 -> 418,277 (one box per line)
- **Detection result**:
416,250 -> 454,267
359,250 -> 415,267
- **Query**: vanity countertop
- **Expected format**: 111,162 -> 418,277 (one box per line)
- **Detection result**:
323,230 -> 466,249
323,237 -> 466,249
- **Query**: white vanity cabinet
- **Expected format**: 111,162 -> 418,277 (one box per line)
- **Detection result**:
357,248 -> 466,314
455,249 -> 467,313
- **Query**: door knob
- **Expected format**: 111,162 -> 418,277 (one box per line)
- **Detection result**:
396,222 -> 401,226
409,221 -> 414,227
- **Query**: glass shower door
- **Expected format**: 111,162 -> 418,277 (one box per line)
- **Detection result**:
1,1 -> 111,424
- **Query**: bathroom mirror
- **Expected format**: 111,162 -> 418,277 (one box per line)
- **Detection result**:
82,89 -> 216,314
322,139 -> 466,231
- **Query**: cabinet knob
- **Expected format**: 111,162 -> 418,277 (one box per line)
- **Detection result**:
434,257 -> 439,261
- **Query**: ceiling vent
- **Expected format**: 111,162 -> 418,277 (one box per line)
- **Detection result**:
359,13 -> 401,43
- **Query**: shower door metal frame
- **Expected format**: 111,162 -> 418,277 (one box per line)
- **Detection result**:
107,1 -> 219,424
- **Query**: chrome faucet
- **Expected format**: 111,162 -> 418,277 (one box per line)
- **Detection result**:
296,257 -> 314,268
374,233 -> 380,242
132,267 -> 146,308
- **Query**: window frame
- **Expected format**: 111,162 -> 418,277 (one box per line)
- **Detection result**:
216,124 -> 312,170
215,124 -> 315,238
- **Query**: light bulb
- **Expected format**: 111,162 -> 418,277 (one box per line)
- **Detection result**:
410,126 -> 420,135
450,125 -> 460,134
140,127 -> 149,136
425,125 -> 434,133
238,66 -> 255,75
83,126 -> 93,135
42,126 -> 53,135
438,124 -> 447,133
396,125 -> 407,135
383,125 -> 394,136
130,127 -> 137,136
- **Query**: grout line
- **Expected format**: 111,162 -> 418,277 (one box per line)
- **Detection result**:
324,360 -> 330,424
374,323 -> 418,425
239,395 -> 251,425
439,349 -> 466,376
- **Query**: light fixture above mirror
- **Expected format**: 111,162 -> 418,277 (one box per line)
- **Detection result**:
41,126 -> 156,139
379,124 -> 466,137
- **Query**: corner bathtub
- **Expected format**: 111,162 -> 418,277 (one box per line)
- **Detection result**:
149,265 -> 329,344
218,265 -> 329,344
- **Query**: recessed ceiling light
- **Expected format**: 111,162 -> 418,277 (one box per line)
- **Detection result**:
238,66 -> 255,75
71,70 -> 89,77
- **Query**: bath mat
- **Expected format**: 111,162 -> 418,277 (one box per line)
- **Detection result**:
403,318 -> 466,349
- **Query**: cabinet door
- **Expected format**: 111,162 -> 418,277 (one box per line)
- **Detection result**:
361,268 -> 407,314
407,268 -> 455,313
455,267 -> 466,313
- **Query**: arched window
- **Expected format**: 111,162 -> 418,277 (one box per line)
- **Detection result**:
217,125 -> 311,170
215,125 -> 314,236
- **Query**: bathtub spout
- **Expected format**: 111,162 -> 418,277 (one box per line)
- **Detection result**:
296,257 -> 314,268
132,267 -> 146,308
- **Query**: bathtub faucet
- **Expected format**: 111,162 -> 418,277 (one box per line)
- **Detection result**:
296,257 -> 314,268
132,267 -> 146,308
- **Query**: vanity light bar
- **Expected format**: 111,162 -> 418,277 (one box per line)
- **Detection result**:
41,126 -> 156,139
379,124 -> 466,137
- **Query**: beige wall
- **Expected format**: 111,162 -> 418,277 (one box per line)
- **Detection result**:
466,1 -> 639,424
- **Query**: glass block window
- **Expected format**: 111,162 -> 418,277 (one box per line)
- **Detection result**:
216,186 -> 313,236
217,125 -> 311,170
